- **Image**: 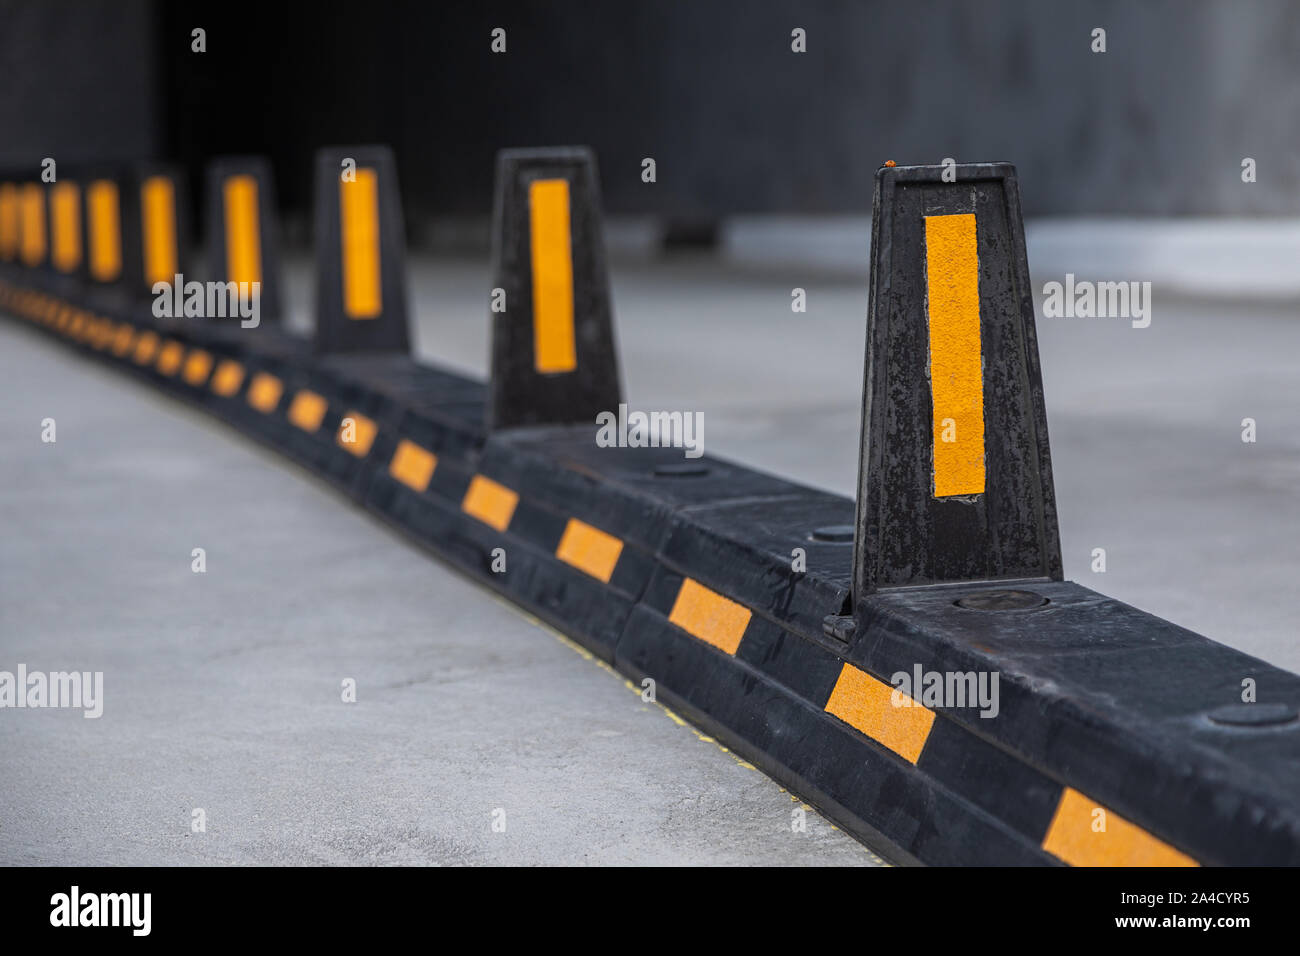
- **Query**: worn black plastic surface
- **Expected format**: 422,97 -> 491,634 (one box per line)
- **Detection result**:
488,147 -> 622,429
312,145 -> 410,354
856,163 -> 1062,596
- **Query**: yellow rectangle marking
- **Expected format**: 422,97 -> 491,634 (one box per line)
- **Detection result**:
50,182 -> 81,272
141,176 -> 178,287
556,518 -> 623,583
287,389 -> 328,432
1042,787 -> 1198,867
389,439 -> 438,492
336,411 -> 378,457
528,178 -> 577,373
247,372 -> 283,413
223,174 -> 262,288
925,213 -> 985,498
824,663 -> 935,764
0,183 -> 18,260
87,180 -> 122,281
20,184 -> 46,266
668,578 -> 751,656
90,318 -> 113,350
111,325 -> 135,357
182,349 -> 213,386
132,331 -> 159,365
211,359 -> 245,397
156,340 -> 184,377
461,475 -> 518,531
339,168 -> 382,318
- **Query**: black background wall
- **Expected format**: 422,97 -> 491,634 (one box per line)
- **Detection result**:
4,0 -> 1299,223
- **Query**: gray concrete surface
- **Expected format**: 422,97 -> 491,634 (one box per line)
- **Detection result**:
3,244 -> 1297,867
0,313 -> 880,867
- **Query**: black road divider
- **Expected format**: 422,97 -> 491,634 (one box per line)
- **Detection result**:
2,154 -> 1299,867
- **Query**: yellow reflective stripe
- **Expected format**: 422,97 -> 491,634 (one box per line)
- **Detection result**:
667,578 -> 751,655
223,175 -> 262,288
210,360 -> 246,397
555,518 -> 623,583
66,310 -> 87,340
461,475 -> 518,531
339,168 -> 381,318
287,389 -> 328,432
110,324 -> 136,357
528,178 -> 577,373
247,372 -> 283,413
336,411 -> 378,457
91,318 -> 115,350
182,349 -> 213,386
20,184 -> 46,266
141,176 -> 178,287
87,180 -> 122,281
0,183 -> 18,260
1042,787 -> 1199,867
824,663 -> 935,765
50,182 -> 81,272
389,439 -> 438,492
925,213 -> 985,498
132,330 -> 160,365
156,340 -> 184,376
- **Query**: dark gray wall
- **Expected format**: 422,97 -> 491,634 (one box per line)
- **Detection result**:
0,0 -> 157,172
4,1 -> 1298,217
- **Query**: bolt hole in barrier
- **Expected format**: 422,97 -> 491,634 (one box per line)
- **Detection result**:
1206,703 -> 1298,728
810,524 -> 855,543
953,589 -> 1049,611
652,462 -> 709,477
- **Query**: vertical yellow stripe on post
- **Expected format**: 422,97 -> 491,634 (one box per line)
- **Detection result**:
50,182 -> 82,273
224,175 -> 262,287
20,184 -> 46,266
924,213 -> 985,498
141,176 -> 178,287
339,168 -> 382,319
0,183 -> 19,260
528,178 -> 577,374
87,180 -> 122,282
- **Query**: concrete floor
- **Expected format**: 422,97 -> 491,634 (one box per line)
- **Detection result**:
0,298 -> 879,867
2,247 -> 1297,866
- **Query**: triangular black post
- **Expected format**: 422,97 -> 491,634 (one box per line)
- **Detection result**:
487,146 -> 622,429
853,162 -> 1062,600
312,145 -> 409,353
